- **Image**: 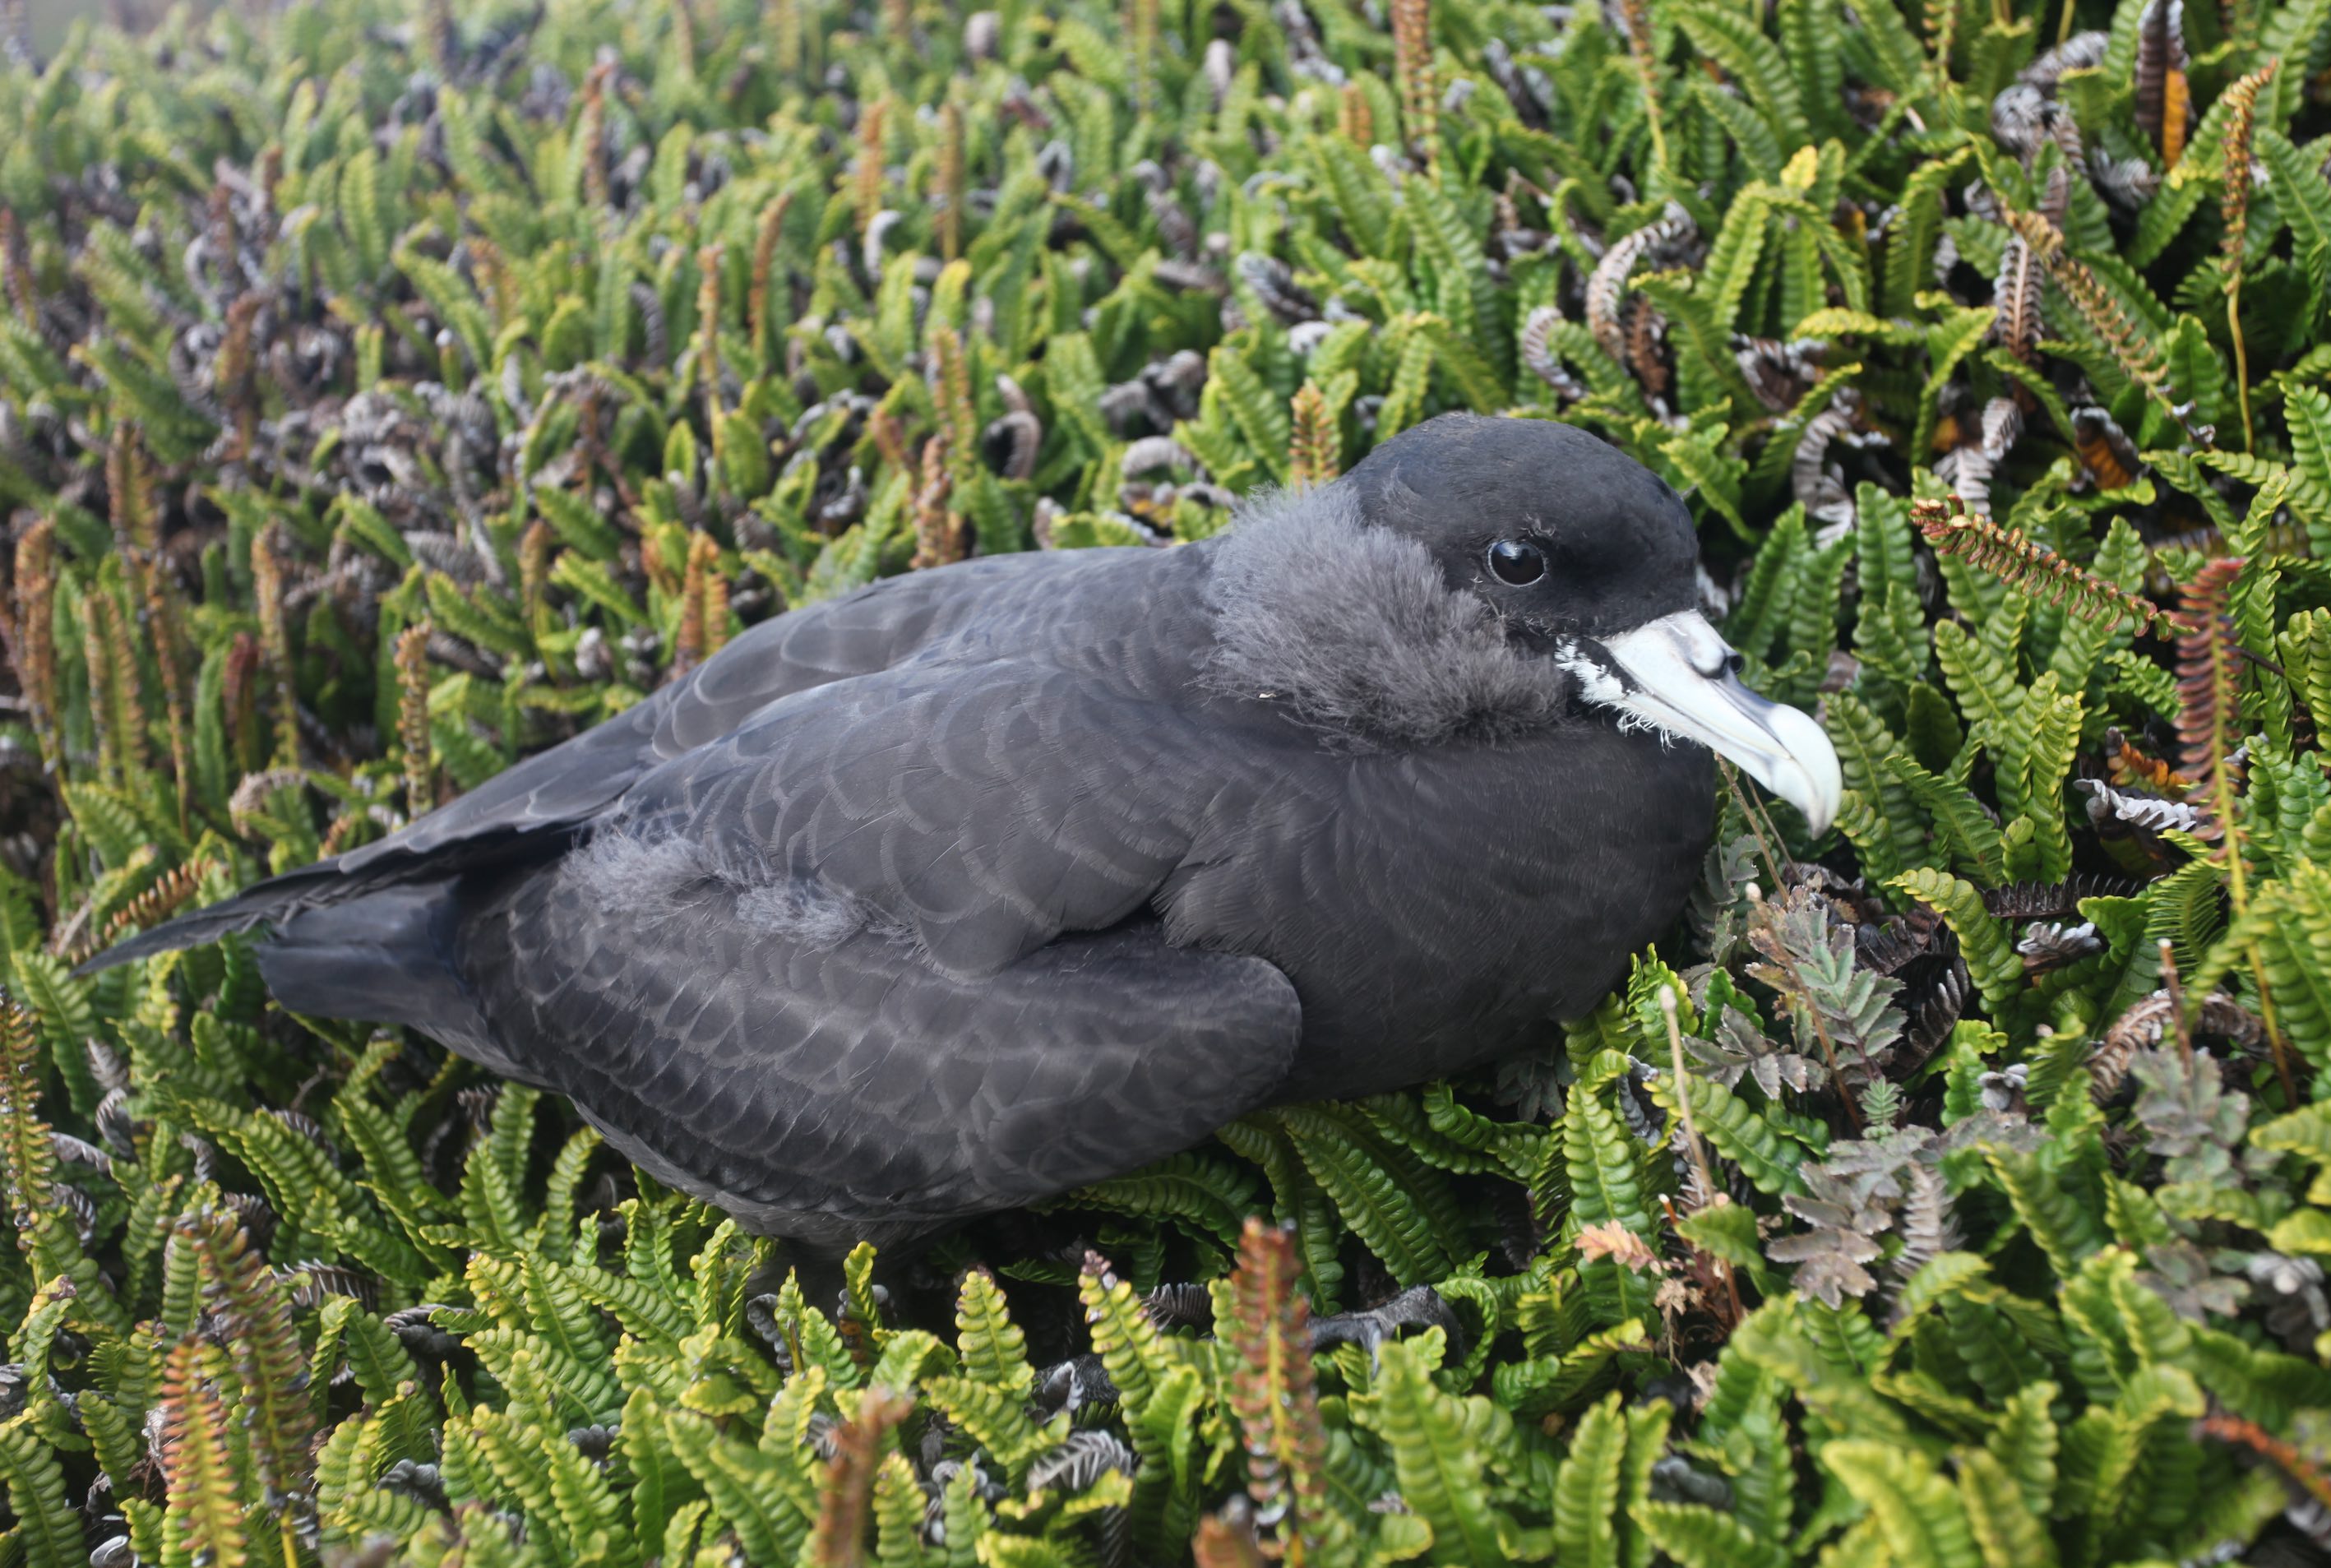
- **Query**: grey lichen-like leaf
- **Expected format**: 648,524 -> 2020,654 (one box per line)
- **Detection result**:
1681,1005 -> 1820,1099
1747,884 -> 1907,1079
2077,777 -> 2220,839
2016,919 -> 2102,974
2138,1240 -> 2248,1322
1769,1127 -> 1945,1307
2130,1046 -> 2249,1186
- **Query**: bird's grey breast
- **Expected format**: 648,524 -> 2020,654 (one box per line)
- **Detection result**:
1159,718 -> 1717,1098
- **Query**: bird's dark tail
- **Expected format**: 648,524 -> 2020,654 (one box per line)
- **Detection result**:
87,860 -> 516,1073
250,878 -> 502,1062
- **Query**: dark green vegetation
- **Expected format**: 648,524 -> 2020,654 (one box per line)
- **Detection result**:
2,0 -> 2331,1561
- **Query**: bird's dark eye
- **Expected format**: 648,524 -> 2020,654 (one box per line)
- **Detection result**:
1487,539 -> 1547,585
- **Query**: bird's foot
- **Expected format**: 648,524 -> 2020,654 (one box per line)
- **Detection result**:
1307,1284 -> 1466,1364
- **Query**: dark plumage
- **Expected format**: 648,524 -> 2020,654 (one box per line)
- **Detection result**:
90,414 -> 1838,1248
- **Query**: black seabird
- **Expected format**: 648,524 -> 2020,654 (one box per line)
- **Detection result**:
91,414 -> 1840,1248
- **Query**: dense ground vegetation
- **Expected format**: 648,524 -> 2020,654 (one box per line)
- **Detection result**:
1,0 -> 2330,1561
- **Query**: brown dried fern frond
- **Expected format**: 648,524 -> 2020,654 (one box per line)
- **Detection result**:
1588,209 -> 1695,370
2134,0 -> 2194,163
76,859 -> 220,965
1126,0 -> 1160,115
1982,874 -> 2144,920
1223,1219 -> 1349,1566
160,1336 -> 247,1568
1194,1513 -> 1270,1568
2091,989 -> 2259,1098
250,524 -> 302,767
172,1210 -> 313,1506
7,517 -> 57,770
421,0 -> 454,73
1288,382 -> 1340,487
2218,62 -> 2274,280
770,0 -> 802,73
2105,725 -> 2196,795
520,520 -> 553,641
1393,0 -> 1439,173
144,561 -> 195,833
106,425 -> 157,558
673,530 -> 722,675
1991,237 -> 2045,361
2000,208 -> 2208,446
0,206 -> 31,325
696,243 -> 726,431
2220,60 -> 2277,451
1916,495 -> 2184,634
218,291 -> 263,452
577,61 -> 614,211
84,590 -> 149,780
396,619 -> 436,818
807,1386 -> 912,1568
1338,82 -> 1374,145
2072,405 -> 2139,488
936,104 -> 964,261
853,98 -> 889,236
0,1001 -> 59,1270
2197,1413 -> 2331,1519
750,191 -> 794,360
910,436 -> 964,570
2174,555 -> 2246,793
928,322 -> 978,483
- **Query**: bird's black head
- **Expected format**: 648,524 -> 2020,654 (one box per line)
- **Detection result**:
1201,412 -> 1841,833
1344,413 -> 1701,641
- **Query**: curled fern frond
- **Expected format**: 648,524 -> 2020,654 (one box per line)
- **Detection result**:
1914,496 -> 2182,635
1588,209 -> 1696,371
2092,990 -> 2260,1099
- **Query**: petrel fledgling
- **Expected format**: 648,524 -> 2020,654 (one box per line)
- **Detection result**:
91,414 -> 1840,1247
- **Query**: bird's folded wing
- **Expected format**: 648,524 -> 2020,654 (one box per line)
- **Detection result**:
464,860 -> 1301,1243
614,649 -> 1267,980
81,557 -> 1080,969
343,556 -> 1042,871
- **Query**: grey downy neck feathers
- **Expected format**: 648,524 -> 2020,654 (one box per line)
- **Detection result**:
1198,483 -> 1574,747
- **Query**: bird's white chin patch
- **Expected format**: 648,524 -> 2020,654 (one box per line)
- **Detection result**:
1565,610 -> 1844,837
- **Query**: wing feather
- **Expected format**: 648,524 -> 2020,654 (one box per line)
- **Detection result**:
460,853 -> 1298,1245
